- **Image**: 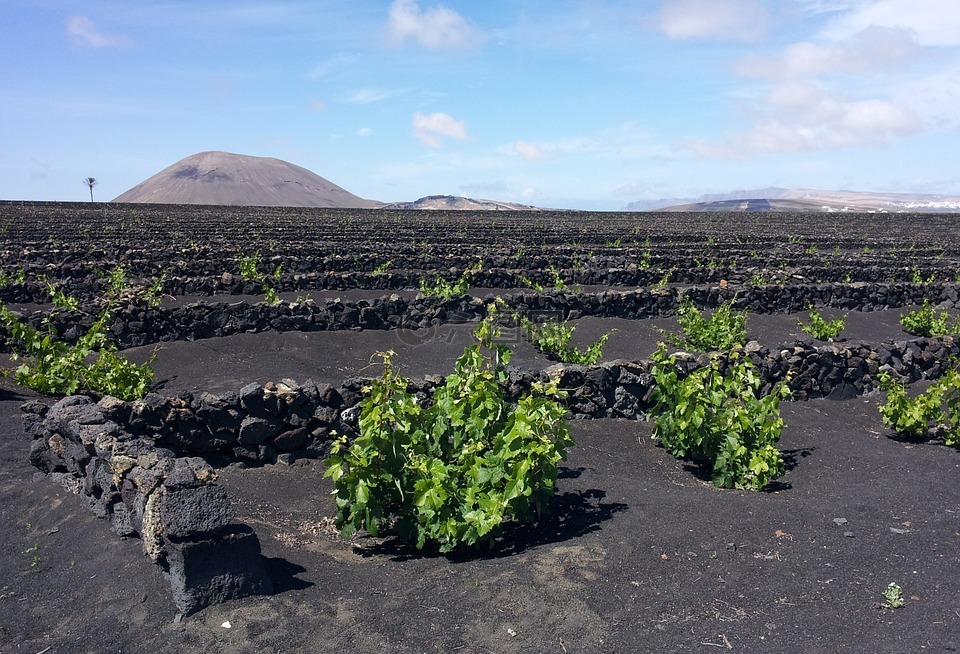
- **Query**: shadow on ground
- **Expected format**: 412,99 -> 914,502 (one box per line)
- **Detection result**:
354,482 -> 628,562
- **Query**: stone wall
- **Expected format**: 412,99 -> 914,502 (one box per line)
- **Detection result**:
5,281 -> 956,350
22,396 -> 272,615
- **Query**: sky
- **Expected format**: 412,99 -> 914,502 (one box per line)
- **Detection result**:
1,0 -> 959,210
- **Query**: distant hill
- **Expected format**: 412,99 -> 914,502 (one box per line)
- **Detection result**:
380,195 -> 541,211
626,188 -> 960,213
112,151 -> 381,208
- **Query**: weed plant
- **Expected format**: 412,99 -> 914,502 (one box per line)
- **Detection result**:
881,583 -> 904,609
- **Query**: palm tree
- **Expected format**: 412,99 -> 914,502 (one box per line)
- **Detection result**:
83,177 -> 97,202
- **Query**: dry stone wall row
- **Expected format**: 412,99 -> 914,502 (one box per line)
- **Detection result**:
4,282 -> 957,351
1,256 -> 957,303
28,334 -> 960,468
22,332 -> 959,614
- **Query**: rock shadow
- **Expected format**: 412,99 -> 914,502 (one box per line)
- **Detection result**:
262,556 -> 313,594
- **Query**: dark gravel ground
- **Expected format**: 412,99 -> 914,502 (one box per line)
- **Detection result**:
1,309 -> 958,653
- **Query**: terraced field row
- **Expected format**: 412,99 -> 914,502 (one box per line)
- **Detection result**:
1,201 -> 959,305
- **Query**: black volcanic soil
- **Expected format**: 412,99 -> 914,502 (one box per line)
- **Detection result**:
1,310 -> 958,653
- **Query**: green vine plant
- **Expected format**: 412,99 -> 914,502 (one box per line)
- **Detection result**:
911,268 -> 936,285
419,260 -> 483,298
638,238 -> 653,270
236,250 -> 261,281
900,299 -> 958,337
105,264 -> 127,297
0,267 -> 26,288
516,274 -> 544,292
878,369 -> 960,448
650,345 -> 790,491
323,310 -> 574,553
235,251 -> 283,305
263,265 -> 283,306
1,305 -> 155,400
661,295 -> 747,352
519,313 -> 612,365
143,270 -> 168,308
799,307 -> 846,341
549,264 -> 567,291
652,268 -> 673,291
39,276 -> 80,311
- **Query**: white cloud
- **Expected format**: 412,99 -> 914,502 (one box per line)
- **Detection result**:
345,88 -> 393,104
733,26 -> 921,79
307,54 -> 359,80
413,111 -> 468,147
692,83 -> 924,158
502,123 -> 661,164
356,127 -> 373,137
657,0 -> 771,42
386,0 -> 487,51
513,140 -> 551,162
819,0 -> 960,47
66,16 -> 131,48
897,63 -> 960,128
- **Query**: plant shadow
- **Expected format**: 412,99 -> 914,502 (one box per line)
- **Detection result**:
678,446 -> 815,493
354,484 -> 626,562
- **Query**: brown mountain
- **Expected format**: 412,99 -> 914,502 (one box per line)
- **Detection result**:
112,151 -> 381,208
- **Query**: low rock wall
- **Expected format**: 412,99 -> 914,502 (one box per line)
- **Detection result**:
22,396 -> 273,615
6,282 -> 957,350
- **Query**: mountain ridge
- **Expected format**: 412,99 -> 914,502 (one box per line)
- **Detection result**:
625,188 -> 960,212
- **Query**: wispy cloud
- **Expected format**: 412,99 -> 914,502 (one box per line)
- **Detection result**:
691,83 -> 924,158
344,88 -> 402,104
413,111 -> 468,147
66,16 -> 132,48
733,26 -> 921,79
818,0 -> 960,47
306,53 -> 359,80
690,0 -> 957,160
513,141 -> 553,162
506,123 -> 660,164
356,127 -> 373,137
657,0 -> 771,42
386,0 -> 487,51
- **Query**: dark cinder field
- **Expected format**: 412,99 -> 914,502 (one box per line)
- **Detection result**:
0,202 -> 958,653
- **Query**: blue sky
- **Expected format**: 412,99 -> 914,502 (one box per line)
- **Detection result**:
2,0 -> 959,209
